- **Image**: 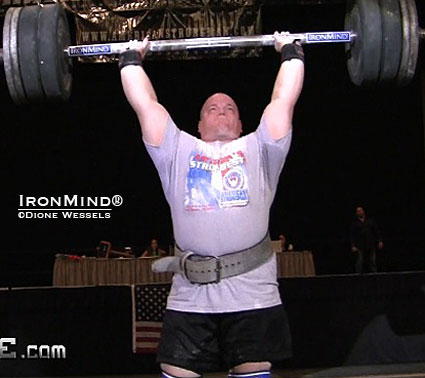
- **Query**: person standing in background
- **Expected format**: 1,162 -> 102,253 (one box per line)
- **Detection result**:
350,206 -> 383,274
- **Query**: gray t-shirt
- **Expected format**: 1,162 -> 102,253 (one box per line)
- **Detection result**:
144,115 -> 292,313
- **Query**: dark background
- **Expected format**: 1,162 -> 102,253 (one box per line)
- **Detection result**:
1,1 -> 425,287
1,273 -> 425,376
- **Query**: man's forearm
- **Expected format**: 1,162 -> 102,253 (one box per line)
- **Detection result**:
120,65 -> 158,112
271,59 -> 304,106
264,55 -> 304,139
120,60 -> 169,146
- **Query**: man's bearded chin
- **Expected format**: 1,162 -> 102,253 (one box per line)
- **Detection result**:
215,121 -> 234,132
215,133 -> 231,141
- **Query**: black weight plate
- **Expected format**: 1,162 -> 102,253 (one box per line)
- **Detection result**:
396,0 -> 411,85
405,0 -> 419,83
9,7 -> 27,104
38,4 -> 73,102
18,6 -> 45,102
3,7 -> 27,104
345,0 -> 383,86
2,7 -> 19,103
396,0 -> 419,86
345,3 -> 362,85
378,0 -> 402,83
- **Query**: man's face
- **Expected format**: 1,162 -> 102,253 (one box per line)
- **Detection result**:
151,240 -> 158,249
356,207 -> 365,218
279,234 -> 286,245
198,93 -> 242,142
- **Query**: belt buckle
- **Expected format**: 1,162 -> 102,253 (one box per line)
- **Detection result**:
182,254 -> 222,284
210,255 -> 222,284
180,252 -> 194,282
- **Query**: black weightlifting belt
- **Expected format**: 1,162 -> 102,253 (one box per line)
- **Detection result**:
151,233 -> 273,284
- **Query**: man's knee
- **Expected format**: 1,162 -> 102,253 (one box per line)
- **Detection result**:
161,363 -> 202,378
229,361 -> 272,377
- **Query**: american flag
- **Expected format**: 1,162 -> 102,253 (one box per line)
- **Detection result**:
132,284 -> 170,354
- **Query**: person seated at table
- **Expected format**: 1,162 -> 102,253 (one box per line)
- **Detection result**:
141,239 -> 168,257
279,233 -> 294,252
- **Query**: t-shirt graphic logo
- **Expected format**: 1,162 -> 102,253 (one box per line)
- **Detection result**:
223,167 -> 245,190
184,150 -> 249,211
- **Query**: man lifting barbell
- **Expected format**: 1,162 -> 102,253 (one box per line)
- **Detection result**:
119,31 -> 304,378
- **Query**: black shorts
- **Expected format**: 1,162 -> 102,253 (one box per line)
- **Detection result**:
157,304 -> 292,374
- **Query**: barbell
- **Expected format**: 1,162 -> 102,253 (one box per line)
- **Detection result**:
0,0 -> 424,105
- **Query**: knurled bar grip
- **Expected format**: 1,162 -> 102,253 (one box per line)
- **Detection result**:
63,32 -> 353,58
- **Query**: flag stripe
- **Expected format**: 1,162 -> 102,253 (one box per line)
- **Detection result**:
136,326 -> 162,332
136,320 -> 161,327
138,341 -> 159,347
136,337 -> 161,342
136,332 -> 161,338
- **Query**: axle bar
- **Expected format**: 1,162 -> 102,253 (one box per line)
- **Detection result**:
64,32 -> 353,58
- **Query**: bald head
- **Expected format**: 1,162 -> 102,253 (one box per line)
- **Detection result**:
198,93 -> 242,142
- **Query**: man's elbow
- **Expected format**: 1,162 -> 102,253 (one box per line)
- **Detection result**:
265,101 -> 293,127
264,110 -> 292,140
270,96 -> 297,111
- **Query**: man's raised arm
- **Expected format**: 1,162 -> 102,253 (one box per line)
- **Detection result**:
264,32 -> 305,140
120,38 -> 168,146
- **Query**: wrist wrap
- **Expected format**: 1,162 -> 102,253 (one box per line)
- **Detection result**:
118,49 -> 143,70
280,43 -> 304,64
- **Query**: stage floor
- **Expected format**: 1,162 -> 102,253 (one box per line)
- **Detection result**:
24,363 -> 425,378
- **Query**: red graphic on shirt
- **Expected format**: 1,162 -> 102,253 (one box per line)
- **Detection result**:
189,151 -> 245,176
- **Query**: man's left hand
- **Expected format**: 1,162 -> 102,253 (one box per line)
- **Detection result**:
273,31 -> 301,53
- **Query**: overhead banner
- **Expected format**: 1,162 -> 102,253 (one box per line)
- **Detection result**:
61,0 -> 264,62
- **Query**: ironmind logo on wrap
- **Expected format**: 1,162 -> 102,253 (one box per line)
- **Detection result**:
17,194 -> 123,220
